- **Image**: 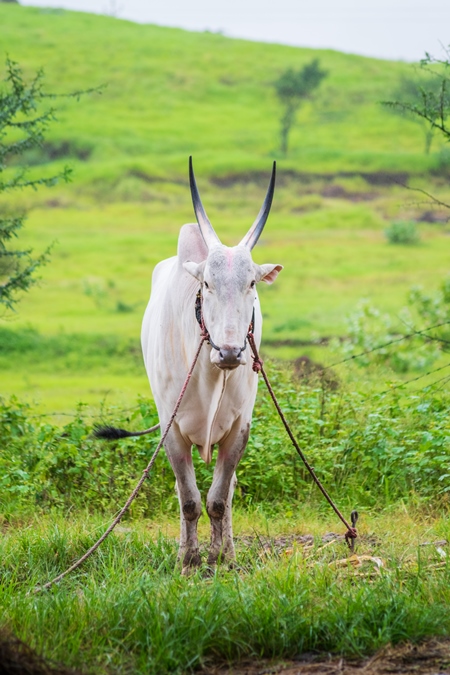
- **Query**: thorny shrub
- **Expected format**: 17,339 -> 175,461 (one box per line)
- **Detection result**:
341,277 -> 450,373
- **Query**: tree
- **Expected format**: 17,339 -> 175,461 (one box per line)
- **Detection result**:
274,59 -> 327,156
0,59 -> 91,313
382,49 -> 450,213
385,74 -> 447,154
383,51 -> 450,151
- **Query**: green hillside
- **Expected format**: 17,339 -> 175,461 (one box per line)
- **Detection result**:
0,3 -> 438,176
0,4 -> 449,411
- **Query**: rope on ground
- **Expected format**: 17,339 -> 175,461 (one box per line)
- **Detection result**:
248,332 -> 358,550
33,334 -> 207,593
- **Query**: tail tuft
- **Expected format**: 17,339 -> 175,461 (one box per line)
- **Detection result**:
93,425 -> 134,440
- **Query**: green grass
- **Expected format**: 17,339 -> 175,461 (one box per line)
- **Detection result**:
0,510 -> 449,674
0,366 -> 449,672
1,5 -> 450,409
10,195 -> 450,343
1,188 -> 448,410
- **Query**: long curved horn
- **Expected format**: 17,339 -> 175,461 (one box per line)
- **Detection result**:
189,156 -> 221,249
239,161 -> 276,249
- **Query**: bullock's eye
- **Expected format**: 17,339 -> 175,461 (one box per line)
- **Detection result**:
250,280 -> 256,289
204,281 -> 209,289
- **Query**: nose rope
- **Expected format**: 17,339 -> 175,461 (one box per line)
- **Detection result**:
195,287 -> 254,355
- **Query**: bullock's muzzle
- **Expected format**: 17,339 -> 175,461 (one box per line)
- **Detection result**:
218,346 -> 245,369
209,340 -> 247,369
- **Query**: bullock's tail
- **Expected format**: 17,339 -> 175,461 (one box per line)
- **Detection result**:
93,423 -> 160,440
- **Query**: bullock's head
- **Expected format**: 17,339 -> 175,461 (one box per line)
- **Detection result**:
183,157 -> 283,370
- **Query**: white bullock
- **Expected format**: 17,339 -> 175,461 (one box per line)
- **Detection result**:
100,158 -> 282,573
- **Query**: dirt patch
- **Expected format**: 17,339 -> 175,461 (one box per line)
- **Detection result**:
418,210 -> 449,224
210,170 -> 409,189
127,169 -> 185,185
119,169 -> 409,194
293,355 -> 339,390
320,184 -> 377,202
235,531 -> 383,554
6,139 -> 92,166
0,628 -> 84,675
204,639 -> 450,674
42,140 -> 91,162
44,198 -> 65,208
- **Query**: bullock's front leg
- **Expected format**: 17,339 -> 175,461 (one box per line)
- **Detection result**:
206,421 -> 250,567
164,426 -> 202,574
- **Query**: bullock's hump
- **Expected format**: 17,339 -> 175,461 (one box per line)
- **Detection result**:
151,256 -> 177,289
177,223 -> 208,265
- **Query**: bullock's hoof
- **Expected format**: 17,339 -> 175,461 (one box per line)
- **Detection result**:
207,548 -> 236,567
179,549 -> 202,575
207,552 -> 220,567
203,559 -> 236,577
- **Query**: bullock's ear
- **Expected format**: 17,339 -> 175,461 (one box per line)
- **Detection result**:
254,263 -> 283,285
183,260 -> 206,281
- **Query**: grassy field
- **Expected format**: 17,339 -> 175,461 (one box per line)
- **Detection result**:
1,4 -> 449,410
1,178 -> 449,411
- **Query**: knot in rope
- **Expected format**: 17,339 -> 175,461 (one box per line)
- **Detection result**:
344,527 -> 358,550
251,355 -> 263,373
344,511 -> 359,551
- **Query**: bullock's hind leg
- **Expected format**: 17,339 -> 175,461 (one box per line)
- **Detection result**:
165,427 -> 202,574
206,421 -> 250,566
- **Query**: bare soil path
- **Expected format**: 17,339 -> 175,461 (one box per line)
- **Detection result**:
205,639 -> 450,675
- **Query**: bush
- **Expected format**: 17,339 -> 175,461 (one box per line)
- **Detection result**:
385,221 -> 419,245
0,365 -> 449,518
